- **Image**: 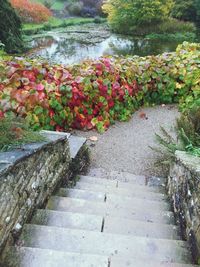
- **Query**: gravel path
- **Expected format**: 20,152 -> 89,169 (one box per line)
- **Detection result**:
75,105 -> 179,177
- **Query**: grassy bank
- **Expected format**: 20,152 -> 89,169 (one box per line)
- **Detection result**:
146,32 -> 197,42
23,17 -> 106,35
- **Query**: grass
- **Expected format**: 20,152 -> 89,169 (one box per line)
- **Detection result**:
146,32 -> 197,42
31,0 -> 66,10
51,1 -> 64,10
23,17 -> 106,35
0,116 -> 45,152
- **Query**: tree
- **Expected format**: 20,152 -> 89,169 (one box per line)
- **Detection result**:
194,0 -> 200,25
171,0 -> 196,21
0,0 -> 23,53
172,0 -> 200,25
102,0 -> 174,33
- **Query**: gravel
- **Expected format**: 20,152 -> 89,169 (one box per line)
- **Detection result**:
75,105 -> 179,177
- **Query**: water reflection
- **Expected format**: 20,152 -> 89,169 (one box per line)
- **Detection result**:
28,34 -> 180,65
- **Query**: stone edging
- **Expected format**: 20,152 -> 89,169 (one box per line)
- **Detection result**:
168,150 -> 200,262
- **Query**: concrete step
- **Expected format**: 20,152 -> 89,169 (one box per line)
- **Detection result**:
110,257 -> 198,267
46,196 -> 175,224
87,168 -> 166,187
68,135 -> 86,159
20,224 -> 191,264
56,188 -> 106,202
106,193 -> 170,211
75,181 -> 167,201
104,216 -> 180,240
31,209 -> 103,232
57,187 -> 170,210
3,247 -> 109,267
80,175 -> 165,192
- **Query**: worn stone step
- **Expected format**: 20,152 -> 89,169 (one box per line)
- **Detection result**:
106,193 -> 170,211
87,168 -> 166,186
109,257 -> 197,267
75,181 -> 167,201
80,175 -> 165,191
68,136 -> 86,159
31,209 -> 103,231
47,196 -> 175,224
3,247 -> 109,267
104,217 -> 180,240
56,188 -> 106,202
57,187 -> 170,210
20,224 -> 191,264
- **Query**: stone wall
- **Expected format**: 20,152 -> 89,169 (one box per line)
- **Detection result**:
0,132 -> 71,253
168,150 -> 200,262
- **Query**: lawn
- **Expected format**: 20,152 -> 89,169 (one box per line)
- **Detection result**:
31,0 -> 65,10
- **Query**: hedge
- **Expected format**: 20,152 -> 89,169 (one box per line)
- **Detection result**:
0,42 -> 200,132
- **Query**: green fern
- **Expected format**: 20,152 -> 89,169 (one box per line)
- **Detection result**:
153,106 -> 200,165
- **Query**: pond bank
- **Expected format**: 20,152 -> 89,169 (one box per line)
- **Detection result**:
26,23 -> 182,65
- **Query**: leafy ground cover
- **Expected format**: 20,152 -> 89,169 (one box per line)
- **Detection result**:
0,42 -> 199,133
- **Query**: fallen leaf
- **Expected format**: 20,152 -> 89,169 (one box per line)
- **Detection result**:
139,112 -> 148,119
89,136 -> 98,142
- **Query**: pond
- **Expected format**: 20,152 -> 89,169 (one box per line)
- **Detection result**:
27,24 -> 181,65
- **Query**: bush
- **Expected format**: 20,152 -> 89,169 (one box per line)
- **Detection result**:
81,7 -> 100,18
0,0 -> 23,53
10,0 -> 52,23
108,17 -> 196,36
0,42 -> 200,133
43,22 -> 52,31
94,16 -> 102,24
67,2 -> 84,16
103,0 -> 174,34
157,18 -> 196,34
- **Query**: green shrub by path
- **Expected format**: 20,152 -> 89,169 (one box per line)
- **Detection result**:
154,105 -> 200,161
0,42 -> 200,133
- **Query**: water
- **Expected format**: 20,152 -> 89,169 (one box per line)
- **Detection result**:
27,30 -> 180,65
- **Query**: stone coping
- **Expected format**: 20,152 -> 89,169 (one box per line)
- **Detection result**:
0,131 -> 71,176
175,150 -> 200,175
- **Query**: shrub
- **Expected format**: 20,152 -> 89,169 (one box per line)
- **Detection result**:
0,0 -> 23,53
43,22 -> 52,31
10,0 -> 52,23
81,6 -> 97,17
107,16 -> 196,36
103,0 -> 174,34
157,18 -> 196,34
67,2 -> 84,16
0,42 -> 200,133
94,16 -> 102,24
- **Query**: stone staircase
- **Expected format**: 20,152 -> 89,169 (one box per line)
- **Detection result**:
2,138 -> 198,267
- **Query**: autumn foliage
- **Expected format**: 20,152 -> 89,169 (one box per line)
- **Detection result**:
0,42 -> 200,133
10,0 -> 52,23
